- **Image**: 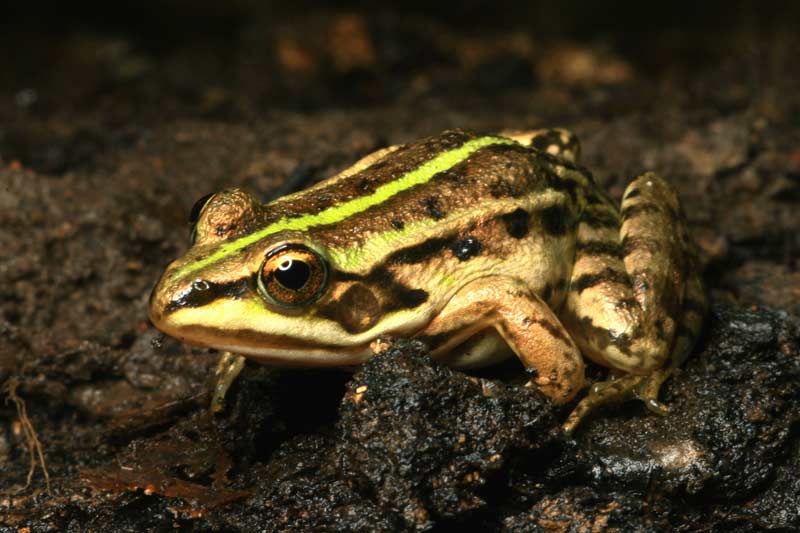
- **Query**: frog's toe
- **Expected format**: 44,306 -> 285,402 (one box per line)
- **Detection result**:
563,370 -> 677,434
562,377 -> 635,435
563,373 -> 669,435
633,369 -> 673,416
642,397 -> 671,416
589,379 -> 625,396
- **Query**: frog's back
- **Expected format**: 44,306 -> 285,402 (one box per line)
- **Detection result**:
270,129 -> 589,311
267,129 -> 577,257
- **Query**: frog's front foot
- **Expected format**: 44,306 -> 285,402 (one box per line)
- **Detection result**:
209,351 -> 247,413
562,369 -> 674,435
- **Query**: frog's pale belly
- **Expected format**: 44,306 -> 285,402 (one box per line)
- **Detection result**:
149,128 -> 706,433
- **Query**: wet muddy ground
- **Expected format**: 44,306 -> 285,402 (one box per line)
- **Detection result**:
1,3 -> 799,531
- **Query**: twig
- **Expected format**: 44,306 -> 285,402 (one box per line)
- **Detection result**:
2,376 -> 52,496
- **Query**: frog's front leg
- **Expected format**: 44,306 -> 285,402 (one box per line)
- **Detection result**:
418,276 -> 585,403
210,351 -> 246,413
561,172 -> 706,433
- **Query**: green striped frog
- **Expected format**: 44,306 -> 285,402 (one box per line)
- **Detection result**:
149,129 -> 706,433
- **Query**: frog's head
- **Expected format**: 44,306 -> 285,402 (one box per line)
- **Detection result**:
149,188 -> 399,366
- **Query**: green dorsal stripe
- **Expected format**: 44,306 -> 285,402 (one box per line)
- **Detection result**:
178,135 -> 515,277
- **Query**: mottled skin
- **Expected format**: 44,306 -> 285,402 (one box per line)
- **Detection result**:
149,129 -> 706,433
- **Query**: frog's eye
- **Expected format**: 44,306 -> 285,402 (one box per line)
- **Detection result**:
257,244 -> 328,308
189,193 -> 216,244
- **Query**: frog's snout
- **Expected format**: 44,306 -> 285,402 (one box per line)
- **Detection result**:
148,263 -> 190,333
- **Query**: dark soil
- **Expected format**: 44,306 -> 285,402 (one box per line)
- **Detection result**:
2,2 -> 799,531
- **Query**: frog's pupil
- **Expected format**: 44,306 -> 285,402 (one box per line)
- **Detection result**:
274,259 -> 311,290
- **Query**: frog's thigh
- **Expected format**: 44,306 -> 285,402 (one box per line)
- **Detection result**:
564,172 -> 689,374
419,276 -> 584,403
501,128 -> 580,163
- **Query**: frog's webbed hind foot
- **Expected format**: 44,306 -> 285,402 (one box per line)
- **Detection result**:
562,369 -> 674,435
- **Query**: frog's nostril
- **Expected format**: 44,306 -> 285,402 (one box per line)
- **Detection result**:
163,277 -> 250,313
192,279 -> 211,292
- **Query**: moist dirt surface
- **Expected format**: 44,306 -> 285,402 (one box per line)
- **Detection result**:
1,3 -> 799,531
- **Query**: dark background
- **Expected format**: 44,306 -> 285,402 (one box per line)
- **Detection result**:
1,2 -> 799,530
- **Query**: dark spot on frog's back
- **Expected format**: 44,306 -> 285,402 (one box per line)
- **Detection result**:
387,237 -> 450,264
422,196 -> 446,220
357,178 -> 374,193
535,131 -> 564,149
482,143 -> 527,157
449,237 -> 482,261
436,129 -> 475,149
391,218 -> 405,230
440,167 -> 468,186
215,222 -> 240,237
540,204 -> 571,236
501,208 -> 530,239
535,150 -> 582,171
543,168 -> 579,202
166,278 -> 249,312
489,177 -> 522,198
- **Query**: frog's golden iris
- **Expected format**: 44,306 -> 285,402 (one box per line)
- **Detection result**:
257,243 -> 328,308
149,128 -> 706,434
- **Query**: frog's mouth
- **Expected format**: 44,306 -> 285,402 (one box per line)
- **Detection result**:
148,273 -> 377,366
159,321 -> 376,367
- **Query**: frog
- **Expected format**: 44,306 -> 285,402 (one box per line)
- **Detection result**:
148,128 -> 706,434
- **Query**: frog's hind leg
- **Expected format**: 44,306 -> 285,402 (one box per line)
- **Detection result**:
501,128 -> 580,163
563,268 -> 706,434
618,175 -> 707,410
561,172 -> 705,434
417,276 -> 585,404
633,255 -> 707,408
